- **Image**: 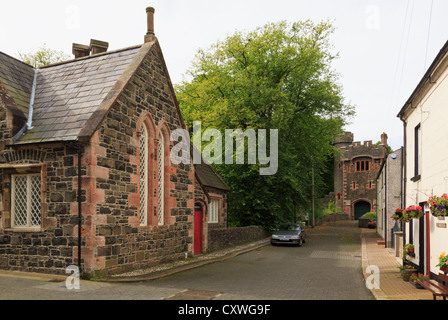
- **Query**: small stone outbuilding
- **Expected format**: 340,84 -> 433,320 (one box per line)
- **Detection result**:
0,8 -> 228,276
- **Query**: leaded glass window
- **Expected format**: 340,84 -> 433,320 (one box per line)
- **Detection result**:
139,125 -> 148,226
11,174 -> 41,228
157,132 -> 164,226
208,199 -> 219,223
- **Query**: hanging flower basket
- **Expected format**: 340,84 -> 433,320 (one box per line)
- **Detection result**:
402,211 -> 412,222
406,205 -> 423,219
428,194 -> 448,217
392,209 -> 413,222
392,208 -> 404,221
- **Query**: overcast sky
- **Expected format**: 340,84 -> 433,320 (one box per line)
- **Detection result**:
1,0 -> 447,151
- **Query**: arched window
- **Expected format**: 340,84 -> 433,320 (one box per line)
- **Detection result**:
157,131 -> 165,226
139,124 -> 149,226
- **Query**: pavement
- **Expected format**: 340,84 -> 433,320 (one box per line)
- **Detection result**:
360,227 -> 434,300
0,221 -> 437,300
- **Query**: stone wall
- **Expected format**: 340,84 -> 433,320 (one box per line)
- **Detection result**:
313,213 -> 350,226
207,226 -> 270,252
0,143 -> 84,274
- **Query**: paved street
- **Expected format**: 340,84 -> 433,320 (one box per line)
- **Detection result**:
149,220 -> 374,300
0,220 -> 374,300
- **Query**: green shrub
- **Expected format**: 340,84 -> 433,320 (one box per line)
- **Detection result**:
359,212 -> 376,220
323,200 -> 342,215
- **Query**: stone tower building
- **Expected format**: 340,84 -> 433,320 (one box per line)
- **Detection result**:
333,132 -> 388,219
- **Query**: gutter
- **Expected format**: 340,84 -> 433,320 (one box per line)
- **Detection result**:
11,69 -> 38,143
400,120 -> 407,248
70,142 -> 83,274
77,145 -> 82,274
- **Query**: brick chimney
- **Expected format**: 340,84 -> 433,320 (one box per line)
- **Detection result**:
72,43 -> 90,59
144,7 -> 156,43
90,39 -> 109,55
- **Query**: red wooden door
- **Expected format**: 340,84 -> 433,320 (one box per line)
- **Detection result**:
194,209 -> 202,254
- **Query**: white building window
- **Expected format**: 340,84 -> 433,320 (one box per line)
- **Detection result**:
11,174 -> 41,229
208,199 -> 219,223
157,132 -> 165,226
414,124 -> 421,178
139,124 -> 148,226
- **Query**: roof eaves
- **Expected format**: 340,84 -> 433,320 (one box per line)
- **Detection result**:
397,40 -> 448,120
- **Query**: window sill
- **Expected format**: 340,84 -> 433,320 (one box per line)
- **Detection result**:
3,228 -> 42,233
410,175 -> 421,182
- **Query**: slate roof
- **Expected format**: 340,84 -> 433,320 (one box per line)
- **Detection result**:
195,161 -> 230,191
9,46 -> 142,144
0,52 -> 35,117
1,40 -> 229,192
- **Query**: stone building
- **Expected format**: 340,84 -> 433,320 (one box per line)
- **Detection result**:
333,132 -> 388,220
0,8 -> 229,276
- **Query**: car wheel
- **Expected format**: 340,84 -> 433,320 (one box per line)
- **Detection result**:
297,238 -> 303,247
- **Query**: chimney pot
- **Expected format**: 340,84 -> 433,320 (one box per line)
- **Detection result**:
145,7 -> 156,43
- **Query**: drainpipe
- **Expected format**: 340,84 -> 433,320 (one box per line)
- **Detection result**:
69,142 -> 83,273
26,69 -> 38,130
11,69 -> 38,143
384,158 -> 387,248
77,146 -> 82,274
399,118 -> 407,257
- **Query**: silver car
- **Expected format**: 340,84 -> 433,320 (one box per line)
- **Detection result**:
271,223 -> 306,246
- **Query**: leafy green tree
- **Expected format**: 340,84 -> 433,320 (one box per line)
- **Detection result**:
18,45 -> 70,68
176,20 -> 354,229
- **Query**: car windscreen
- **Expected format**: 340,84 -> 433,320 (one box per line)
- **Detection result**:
278,224 -> 300,231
